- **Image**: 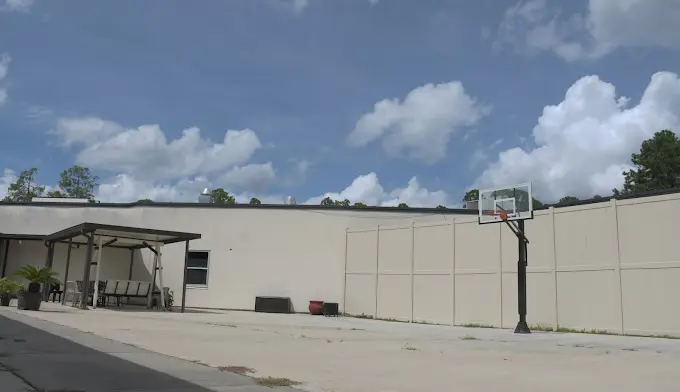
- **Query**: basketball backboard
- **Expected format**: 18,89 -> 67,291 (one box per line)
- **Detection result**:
478,183 -> 534,224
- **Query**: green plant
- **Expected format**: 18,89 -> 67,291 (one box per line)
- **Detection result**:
167,290 -> 174,308
0,278 -> 22,294
256,377 -> 301,388
14,265 -> 60,285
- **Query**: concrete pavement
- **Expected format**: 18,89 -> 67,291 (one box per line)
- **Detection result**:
0,310 -> 301,392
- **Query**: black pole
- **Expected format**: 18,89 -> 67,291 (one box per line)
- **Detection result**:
0,239 -> 8,278
128,249 -> 134,280
514,220 -> 530,334
62,238 -> 73,305
81,234 -> 94,309
181,240 -> 189,313
43,243 -> 55,300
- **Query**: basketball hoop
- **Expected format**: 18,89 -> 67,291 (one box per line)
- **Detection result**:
488,211 -> 509,221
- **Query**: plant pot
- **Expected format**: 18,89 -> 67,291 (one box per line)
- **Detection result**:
309,300 -> 324,315
0,293 -> 10,306
27,282 -> 41,293
17,291 -> 42,311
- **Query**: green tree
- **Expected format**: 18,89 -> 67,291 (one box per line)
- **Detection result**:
463,189 -> 479,202
320,197 -> 350,207
353,202 -> 367,207
614,130 -> 680,196
397,203 -> 409,208
436,205 -> 447,209
249,197 -> 262,205
137,198 -> 154,203
558,196 -> 580,204
50,165 -> 99,201
592,195 -> 604,200
3,168 -> 45,202
211,188 -> 236,204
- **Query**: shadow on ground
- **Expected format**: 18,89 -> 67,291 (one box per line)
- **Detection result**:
0,312 -> 293,392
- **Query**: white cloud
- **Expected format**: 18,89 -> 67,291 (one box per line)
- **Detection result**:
0,168 -> 17,199
52,117 -> 265,182
496,0 -> 680,61
218,163 -> 277,193
306,172 -> 449,207
474,71 -> 680,202
292,0 -> 309,13
348,81 -> 490,164
2,0 -> 33,13
0,54 -> 10,107
96,174 -> 211,203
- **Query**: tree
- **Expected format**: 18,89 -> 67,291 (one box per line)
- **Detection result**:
320,197 -> 350,207
558,196 -> 580,204
397,203 -> 409,208
137,198 -> 154,203
592,195 -> 603,200
614,130 -> 680,196
51,165 -> 99,201
436,205 -> 447,209
353,202 -> 367,207
3,168 -> 45,202
532,198 -> 544,209
211,188 -> 236,204
249,197 -> 261,205
463,189 -> 479,202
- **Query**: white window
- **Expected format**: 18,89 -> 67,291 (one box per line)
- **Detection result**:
187,250 -> 209,287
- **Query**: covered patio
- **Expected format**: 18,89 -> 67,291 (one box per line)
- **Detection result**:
42,223 -> 201,313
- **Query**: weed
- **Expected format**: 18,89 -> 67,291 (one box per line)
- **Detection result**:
256,377 -> 302,388
402,344 -> 418,351
462,323 -> 494,329
460,335 -> 478,341
622,348 -> 638,352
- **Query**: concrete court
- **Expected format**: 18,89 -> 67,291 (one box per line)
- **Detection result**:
0,309 -> 300,392
4,303 -> 680,392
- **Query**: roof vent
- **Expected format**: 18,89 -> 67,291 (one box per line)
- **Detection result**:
198,188 -> 213,204
284,196 -> 296,205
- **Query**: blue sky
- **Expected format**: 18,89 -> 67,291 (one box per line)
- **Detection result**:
1,0 -> 679,205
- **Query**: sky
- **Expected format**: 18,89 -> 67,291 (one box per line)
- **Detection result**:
0,0 -> 679,206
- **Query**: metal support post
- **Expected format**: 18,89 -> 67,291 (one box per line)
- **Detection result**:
515,220 -> 531,334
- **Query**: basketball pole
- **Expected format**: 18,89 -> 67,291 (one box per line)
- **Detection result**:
515,220 -> 531,334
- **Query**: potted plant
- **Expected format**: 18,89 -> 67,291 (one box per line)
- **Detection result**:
15,265 -> 60,311
0,278 -> 22,306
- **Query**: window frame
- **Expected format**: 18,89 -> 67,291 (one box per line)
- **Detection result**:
186,250 -> 210,288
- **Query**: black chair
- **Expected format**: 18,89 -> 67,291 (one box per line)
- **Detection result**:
49,284 -> 63,303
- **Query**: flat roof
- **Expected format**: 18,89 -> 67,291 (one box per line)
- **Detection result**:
42,223 -> 202,249
0,185 -> 678,213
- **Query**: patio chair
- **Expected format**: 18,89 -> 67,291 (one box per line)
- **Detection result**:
48,284 -> 63,303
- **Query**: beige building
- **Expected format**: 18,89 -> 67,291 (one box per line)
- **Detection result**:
1,188 -> 679,337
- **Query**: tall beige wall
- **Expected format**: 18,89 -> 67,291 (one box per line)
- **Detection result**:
0,204 -> 466,312
345,193 -> 680,337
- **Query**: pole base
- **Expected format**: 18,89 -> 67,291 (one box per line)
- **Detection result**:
514,321 -> 531,334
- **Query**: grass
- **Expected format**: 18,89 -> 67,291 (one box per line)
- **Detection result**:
462,323 -> 495,329
256,377 -> 302,388
460,335 -> 479,341
532,324 -> 680,340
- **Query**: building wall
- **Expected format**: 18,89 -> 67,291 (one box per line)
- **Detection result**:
0,204 -> 465,312
344,193 -> 680,337
2,240 -> 138,289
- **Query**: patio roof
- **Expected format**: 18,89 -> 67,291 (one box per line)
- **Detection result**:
43,222 -> 202,249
